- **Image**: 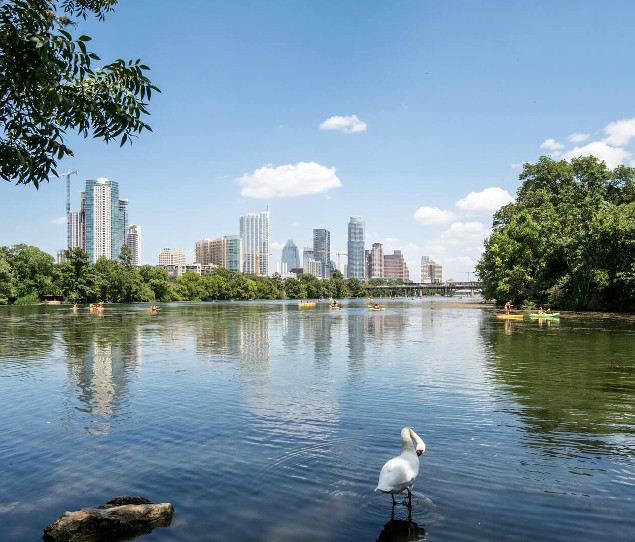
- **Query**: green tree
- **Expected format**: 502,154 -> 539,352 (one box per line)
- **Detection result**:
0,243 -> 55,302
54,247 -> 95,302
477,156 -> 635,311
0,256 -> 15,304
0,0 -> 159,187
139,264 -> 172,301
283,277 -> 302,299
345,277 -> 367,298
298,273 -> 322,299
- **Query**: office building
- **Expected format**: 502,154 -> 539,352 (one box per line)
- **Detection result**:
159,248 -> 186,267
384,250 -> 409,281
239,207 -> 270,276
313,228 -> 331,278
83,178 -> 121,263
68,211 -> 81,249
421,256 -> 442,284
367,242 -> 384,279
281,239 -> 300,272
195,236 -> 242,272
347,216 -> 365,280
127,224 -> 141,266
118,199 -> 128,253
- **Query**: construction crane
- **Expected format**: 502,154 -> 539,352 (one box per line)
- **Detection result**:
335,251 -> 347,272
50,169 -> 78,248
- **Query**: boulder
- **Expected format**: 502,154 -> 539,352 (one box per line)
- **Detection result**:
43,496 -> 174,542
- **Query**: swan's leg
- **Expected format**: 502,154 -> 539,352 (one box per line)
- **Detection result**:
407,489 -> 412,508
391,493 -> 396,505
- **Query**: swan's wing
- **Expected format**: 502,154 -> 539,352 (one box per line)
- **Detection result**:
376,455 -> 419,492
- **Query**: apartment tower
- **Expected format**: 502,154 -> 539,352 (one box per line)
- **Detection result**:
347,216 -> 365,280
239,207 -> 270,276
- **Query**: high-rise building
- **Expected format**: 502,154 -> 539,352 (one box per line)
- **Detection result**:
83,178 -> 121,263
281,239 -> 300,272
127,224 -> 141,266
384,250 -> 409,281
347,216 -> 365,280
118,199 -> 128,255
239,207 -> 270,276
68,211 -> 81,249
421,256 -> 442,284
313,228 -> 331,278
159,248 -> 186,267
367,242 -> 384,279
303,247 -> 315,274
195,236 -> 242,272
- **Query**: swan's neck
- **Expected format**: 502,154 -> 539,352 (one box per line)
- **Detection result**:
401,427 -> 425,454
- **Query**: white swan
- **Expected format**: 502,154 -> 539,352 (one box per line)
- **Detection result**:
375,427 -> 426,506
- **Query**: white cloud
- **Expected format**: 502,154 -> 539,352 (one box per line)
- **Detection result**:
319,114 -> 367,134
561,142 -> 632,169
271,242 -> 285,251
511,163 -> 523,169
540,138 -> 565,151
438,221 -> 489,246
49,216 -> 67,225
603,116 -> 635,147
455,187 -> 514,216
568,132 -> 589,143
413,206 -> 456,225
236,162 -> 342,198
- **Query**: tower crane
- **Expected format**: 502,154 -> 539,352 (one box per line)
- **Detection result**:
335,251 -> 347,272
50,169 -> 78,249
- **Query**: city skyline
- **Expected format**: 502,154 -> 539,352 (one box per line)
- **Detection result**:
3,2 -> 635,281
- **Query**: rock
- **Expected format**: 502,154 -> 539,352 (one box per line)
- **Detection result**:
42,496 -> 174,542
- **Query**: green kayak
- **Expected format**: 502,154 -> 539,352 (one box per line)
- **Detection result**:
529,312 -> 560,319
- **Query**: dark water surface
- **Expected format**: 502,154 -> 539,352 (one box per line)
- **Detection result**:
1,299 -> 633,541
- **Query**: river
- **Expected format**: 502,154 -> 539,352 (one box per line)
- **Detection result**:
1,299 -> 633,541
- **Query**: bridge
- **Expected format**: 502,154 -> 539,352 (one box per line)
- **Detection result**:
363,281 -> 482,297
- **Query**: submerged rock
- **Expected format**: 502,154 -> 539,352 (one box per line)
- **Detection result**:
43,496 -> 173,542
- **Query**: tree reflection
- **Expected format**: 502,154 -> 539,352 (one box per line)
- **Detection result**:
481,315 -> 635,457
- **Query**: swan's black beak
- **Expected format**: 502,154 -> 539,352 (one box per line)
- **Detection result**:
416,450 -> 423,456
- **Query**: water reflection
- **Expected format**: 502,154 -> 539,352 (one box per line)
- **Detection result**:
376,509 -> 427,542
481,313 -> 635,458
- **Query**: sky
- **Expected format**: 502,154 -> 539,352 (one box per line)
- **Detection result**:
2,0 -> 635,282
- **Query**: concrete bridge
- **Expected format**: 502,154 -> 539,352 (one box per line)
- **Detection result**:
363,281 -> 482,297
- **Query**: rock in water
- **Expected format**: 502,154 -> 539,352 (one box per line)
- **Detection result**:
43,496 -> 174,542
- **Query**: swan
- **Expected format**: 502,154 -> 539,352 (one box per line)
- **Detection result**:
375,427 -> 426,506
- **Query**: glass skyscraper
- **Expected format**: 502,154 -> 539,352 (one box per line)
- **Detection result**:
239,207 -> 270,276
313,228 -> 331,278
281,239 -> 300,271
84,178 -> 121,263
347,216 -> 365,280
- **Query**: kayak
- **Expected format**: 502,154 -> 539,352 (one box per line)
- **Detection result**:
496,314 -> 523,320
299,302 -> 316,308
529,312 -> 560,319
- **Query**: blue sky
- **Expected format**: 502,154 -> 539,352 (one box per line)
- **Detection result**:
2,0 -> 635,281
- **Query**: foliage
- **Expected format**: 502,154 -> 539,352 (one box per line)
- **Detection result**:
476,156 -> 635,311
0,243 -> 378,304
0,0 -> 158,187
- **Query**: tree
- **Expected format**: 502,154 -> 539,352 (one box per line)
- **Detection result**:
477,156 -> 635,311
54,247 -> 95,301
0,0 -> 159,187
0,256 -> 15,304
0,243 -> 55,301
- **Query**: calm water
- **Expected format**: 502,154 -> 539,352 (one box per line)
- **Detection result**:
1,299 -> 634,541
